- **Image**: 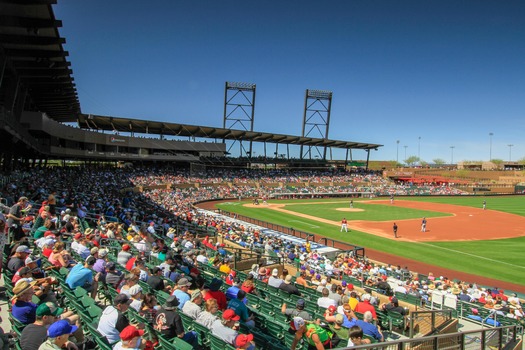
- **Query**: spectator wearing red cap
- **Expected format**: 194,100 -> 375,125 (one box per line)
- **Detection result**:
117,244 -> 132,266
211,309 -> 240,345
70,232 -> 83,252
112,325 -> 145,350
234,333 -> 255,350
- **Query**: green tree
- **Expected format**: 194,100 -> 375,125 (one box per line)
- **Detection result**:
491,159 -> 504,169
405,156 -> 420,166
433,158 -> 446,165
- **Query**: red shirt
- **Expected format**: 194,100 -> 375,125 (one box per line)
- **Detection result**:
205,290 -> 227,310
355,300 -> 377,319
342,219 -> 347,224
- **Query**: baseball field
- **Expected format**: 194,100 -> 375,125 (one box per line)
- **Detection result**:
216,196 -> 525,289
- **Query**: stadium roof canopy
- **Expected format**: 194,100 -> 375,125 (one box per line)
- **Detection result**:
0,0 -> 80,122
78,114 -> 383,150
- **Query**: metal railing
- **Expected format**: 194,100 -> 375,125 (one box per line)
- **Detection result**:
334,324 -> 521,350
409,309 -> 455,338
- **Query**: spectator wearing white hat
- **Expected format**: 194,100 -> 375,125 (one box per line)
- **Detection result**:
279,275 -> 301,296
268,268 -> 283,288
7,245 -> 31,273
128,285 -> 143,312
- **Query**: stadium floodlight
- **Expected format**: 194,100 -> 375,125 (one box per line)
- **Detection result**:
508,144 -> 514,161
226,82 -> 256,91
306,89 -> 333,99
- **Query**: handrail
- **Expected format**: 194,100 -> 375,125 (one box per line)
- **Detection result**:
335,324 -> 521,349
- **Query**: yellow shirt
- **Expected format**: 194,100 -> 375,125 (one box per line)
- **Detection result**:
219,264 -> 231,274
349,297 -> 359,311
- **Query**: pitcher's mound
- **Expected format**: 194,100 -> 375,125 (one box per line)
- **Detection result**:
336,208 -> 364,212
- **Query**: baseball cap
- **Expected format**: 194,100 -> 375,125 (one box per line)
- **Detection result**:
47,320 -> 78,338
114,294 -> 133,305
128,285 -> 142,296
328,305 -> 337,313
36,302 -> 64,317
362,293 -> 371,301
296,298 -> 305,307
90,247 -> 99,255
122,244 -> 131,251
98,249 -> 108,258
272,268 -> 278,277
222,309 -> 240,321
16,245 -> 31,254
74,233 -> 83,240
290,316 -> 305,331
190,290 -> 202,301
335,314 -> 344,325
235,334 -> 254,347
25,256 -> 40,265
106,262 -> 116,270
85,256 -> 96,266
19,267 -> 32,275
177,278 -> 192,287
120,325 -> 144,341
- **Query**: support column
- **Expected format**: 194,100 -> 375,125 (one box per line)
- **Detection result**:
301,89 -> 333,160
223,82 -> 256,158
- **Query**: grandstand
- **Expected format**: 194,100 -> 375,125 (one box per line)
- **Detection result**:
0,3 -> 524,350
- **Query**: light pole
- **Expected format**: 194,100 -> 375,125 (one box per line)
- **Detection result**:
450,146 -> 455,164
418,136 -> 421,160
404,145 -> 408,164
489,133 -> 493,161
396,140 -> 400,164
508,144 -> 514,161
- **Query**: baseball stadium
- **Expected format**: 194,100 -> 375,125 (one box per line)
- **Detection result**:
1,2 -> 525,350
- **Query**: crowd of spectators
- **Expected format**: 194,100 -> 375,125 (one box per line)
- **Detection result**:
0,165 -> 515,350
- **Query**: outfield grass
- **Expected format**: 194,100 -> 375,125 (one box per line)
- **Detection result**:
217,196 -> 525,286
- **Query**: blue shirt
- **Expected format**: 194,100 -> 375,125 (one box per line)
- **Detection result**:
342,314 -> 358,328
12,300 -> 38,324
66,264 -> 93,289
173,289 -> 190,310
226,286 -> 241,300
356,320 -> 382,341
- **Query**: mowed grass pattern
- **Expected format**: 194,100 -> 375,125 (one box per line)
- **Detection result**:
217,196 -> 525,286
281,201 -> 450,221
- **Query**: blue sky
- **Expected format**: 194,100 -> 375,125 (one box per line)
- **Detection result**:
54,1 -> 525,163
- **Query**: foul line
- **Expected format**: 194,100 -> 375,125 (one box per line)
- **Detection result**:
413,241 -> 525,269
